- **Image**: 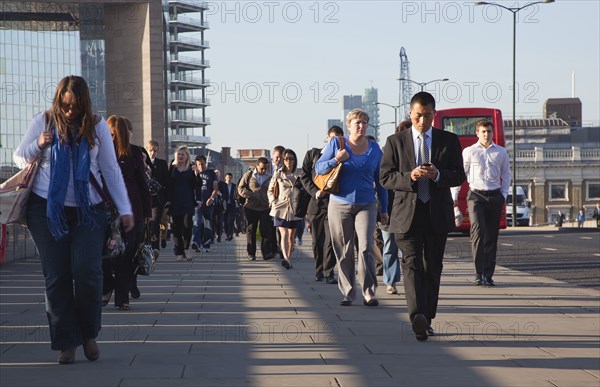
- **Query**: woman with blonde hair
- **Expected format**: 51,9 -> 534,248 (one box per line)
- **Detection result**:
316,109 -> 388,307
14,75 -> 133,364
165,146 -> 197,261
101,115 -> 151,310
268,148 -> 303,269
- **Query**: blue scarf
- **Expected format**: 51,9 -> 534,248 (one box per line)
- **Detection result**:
47,128 -> 96,239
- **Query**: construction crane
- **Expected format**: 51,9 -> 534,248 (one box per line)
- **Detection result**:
398,47 -> 411,121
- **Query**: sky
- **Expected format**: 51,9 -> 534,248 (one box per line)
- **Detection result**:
201,0 -> 600,160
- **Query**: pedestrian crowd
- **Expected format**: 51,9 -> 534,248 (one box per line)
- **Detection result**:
14,76 -> 522,363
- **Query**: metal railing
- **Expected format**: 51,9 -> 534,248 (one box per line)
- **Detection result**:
515,147 -> 600,162
170,95 -> 211,105
170,55 -> 210,67
169,0 -> 210,11
170,35 -> 209,47
0,224 -> 38,264
169,15 -> 209,29
169,73 -> 210,85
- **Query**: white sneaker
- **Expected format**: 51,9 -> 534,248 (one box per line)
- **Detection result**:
386,284 -> 398,295
176,255 -> 184,262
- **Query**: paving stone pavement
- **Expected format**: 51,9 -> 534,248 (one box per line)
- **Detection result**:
0,234 -> 598,387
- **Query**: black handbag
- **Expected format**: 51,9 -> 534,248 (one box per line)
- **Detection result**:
89,174 -> 125,260
291,177 -> 311,218
134,223 -> 158,276
146,171 -> 162,197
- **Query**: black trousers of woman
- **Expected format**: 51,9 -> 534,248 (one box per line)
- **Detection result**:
171,212 -> 193,255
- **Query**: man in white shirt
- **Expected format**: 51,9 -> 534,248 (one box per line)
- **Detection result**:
452,120 -> 510,287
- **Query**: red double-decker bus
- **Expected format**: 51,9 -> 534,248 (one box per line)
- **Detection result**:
433,107 -> 507,233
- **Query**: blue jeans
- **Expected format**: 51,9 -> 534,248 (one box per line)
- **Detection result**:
193,205 -> 214,249
26,193 -> 107,350
381,229 -> 401,285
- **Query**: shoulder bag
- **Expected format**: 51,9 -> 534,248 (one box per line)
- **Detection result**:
0,112 -> 52,225
90,174 -> 126,259
313,136 -> 344,194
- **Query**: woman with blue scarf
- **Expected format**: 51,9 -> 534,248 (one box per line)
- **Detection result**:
14,76 -> 134,365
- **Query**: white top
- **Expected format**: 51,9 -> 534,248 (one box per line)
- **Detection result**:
13,112 -> 133,216
451,141 -> 511,200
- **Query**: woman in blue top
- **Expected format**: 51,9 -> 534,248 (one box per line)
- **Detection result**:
316,109 -> 388,307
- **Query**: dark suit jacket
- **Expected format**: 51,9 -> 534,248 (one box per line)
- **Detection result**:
301,147 -> 329,216
221,182 -> 237,208
380,128 -> 466,234
151,157 -> 169,207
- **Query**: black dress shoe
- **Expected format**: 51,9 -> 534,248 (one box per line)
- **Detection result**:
474,275 -> 484,286
130,286 -> 141,299
315,273 -> 324,281
263,254 -> 274,261
412,314 -> 429,341
340,297 -> 352,306
363,299 -> 379,307
281,260 -> 292,270
325,274 -> 338,285
485,277 -> 496,287
426,325 -> 435,336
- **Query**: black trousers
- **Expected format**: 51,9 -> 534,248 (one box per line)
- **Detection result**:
395,201 -> 447,322
224,204 -> 236,238
150,205 -> 164,250
213,209 -> 224,241
309,207 -> 336,277
172,212 -> 193,255
243,207 -> 274,258
467,190 -> 504,279
103,221 -> 144,306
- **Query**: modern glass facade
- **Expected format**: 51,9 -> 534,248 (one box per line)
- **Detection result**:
0,1 -> 106,179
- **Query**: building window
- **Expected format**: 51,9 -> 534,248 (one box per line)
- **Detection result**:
549,182 -> 568,201
586,182 -> 600,201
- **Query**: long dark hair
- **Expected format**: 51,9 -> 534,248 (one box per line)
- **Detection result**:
50,75 -> 96,147
107,115 -> 131,158
281,149 -> 297,173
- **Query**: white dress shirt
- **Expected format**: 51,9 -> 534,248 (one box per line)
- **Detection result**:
411,126 -> 440,182
451,141 -> 511,200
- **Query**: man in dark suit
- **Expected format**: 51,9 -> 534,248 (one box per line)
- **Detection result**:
222,172 -> 237,241
301,125 -> 344,284
380,92 -> 466,341
146,140 -> 170,250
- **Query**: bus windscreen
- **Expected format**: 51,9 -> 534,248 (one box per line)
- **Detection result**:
441,116 -> 492,136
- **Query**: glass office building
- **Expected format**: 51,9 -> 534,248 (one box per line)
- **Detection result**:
0,2 -> 107,178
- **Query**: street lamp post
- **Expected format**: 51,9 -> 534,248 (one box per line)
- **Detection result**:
397,77 -> 450,92
475,0 -> 554,227
369,121 -> 395,142
374,102 -> 400,128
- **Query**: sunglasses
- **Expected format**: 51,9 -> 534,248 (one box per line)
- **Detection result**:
284,157 -> 295,161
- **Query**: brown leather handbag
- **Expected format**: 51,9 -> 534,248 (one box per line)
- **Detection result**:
313,136 -> 344,194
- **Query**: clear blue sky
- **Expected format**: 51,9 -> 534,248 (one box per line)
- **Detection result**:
202,1 -> 600,159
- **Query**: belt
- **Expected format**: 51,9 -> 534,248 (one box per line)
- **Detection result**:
472,188 -> 501,196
